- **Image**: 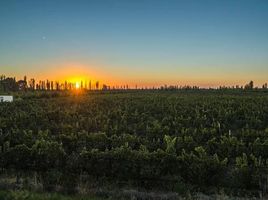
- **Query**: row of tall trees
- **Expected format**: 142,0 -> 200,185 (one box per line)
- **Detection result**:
0,75 -> 106,92
0,74 -> 267,92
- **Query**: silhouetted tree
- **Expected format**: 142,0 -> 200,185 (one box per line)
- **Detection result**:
89,80 -> 91,90
56,81 -> 60,91
1,77 -> 18,91
29,78 -> 35,90
245,80 -> 254,90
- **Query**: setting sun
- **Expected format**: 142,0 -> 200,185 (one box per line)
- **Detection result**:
75,82 -> 80,89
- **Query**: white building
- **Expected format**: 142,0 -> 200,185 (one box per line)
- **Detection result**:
0,95 -> 13,102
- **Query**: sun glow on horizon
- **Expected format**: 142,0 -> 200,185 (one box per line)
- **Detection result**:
75,82 -> 80,89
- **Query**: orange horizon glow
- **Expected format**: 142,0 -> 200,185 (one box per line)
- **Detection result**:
9,74 -> 268,89
6,62 -> 267,89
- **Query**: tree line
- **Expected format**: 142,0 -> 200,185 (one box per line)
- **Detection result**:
0,74 -> 267,92
0,75 -> 107,92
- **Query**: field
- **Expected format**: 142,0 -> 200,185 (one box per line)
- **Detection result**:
0,90 -> 268,198
0,190 -> 101,200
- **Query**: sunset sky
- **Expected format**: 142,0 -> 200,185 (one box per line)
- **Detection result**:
0,0 -> 267,88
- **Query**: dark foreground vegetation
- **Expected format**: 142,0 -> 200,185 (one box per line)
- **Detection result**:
0,190 -> 102,200
0,90 -> 268,198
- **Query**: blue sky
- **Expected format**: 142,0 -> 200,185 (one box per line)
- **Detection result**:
0,0 -> 267,87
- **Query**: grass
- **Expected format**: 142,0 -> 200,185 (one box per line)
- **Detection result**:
0,190 -> 103,200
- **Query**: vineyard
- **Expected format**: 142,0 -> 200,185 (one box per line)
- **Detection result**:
0,90 -> 268,197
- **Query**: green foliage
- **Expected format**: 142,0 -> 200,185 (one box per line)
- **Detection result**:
0,90 -> 268,193
0,190 -> 101,200
164,135 -> 177,154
